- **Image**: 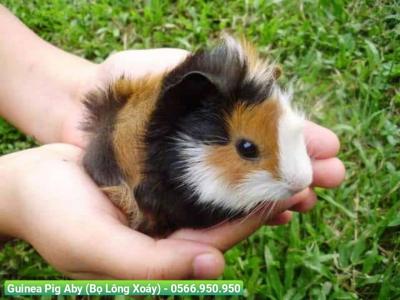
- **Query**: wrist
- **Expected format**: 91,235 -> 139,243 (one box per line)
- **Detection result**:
35,58 -> 98,146
57,61 -> 98,148
0,5 -> 98,147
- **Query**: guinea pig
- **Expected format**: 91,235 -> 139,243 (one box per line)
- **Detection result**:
82,36 -> 313,237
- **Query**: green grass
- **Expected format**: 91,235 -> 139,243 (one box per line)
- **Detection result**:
0,0 -> 399,299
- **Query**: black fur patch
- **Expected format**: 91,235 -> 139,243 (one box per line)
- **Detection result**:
82,87 -> 127,187
137,41 -> 276,233
239,79 -> 275,104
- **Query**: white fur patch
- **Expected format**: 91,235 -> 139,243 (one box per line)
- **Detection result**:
245,61 -> 277,87
222,35 -> 277,86
175,89 -> 313,213
237,171 -> 293,206
276,89 -> 313,192
223,34 -> 245,64
176,135 -> 296,213
176,135 -> 243,212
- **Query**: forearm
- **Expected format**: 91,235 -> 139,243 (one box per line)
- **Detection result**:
0,5 -> 96,144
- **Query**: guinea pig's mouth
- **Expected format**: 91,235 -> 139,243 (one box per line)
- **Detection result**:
226,178 -> 296,215
242,185 -> 301,216
276,184 -> 308,200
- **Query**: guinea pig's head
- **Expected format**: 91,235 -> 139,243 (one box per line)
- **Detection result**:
145,36 -> 313,215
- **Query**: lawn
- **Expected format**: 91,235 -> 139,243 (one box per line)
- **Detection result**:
0,0 -> 399,299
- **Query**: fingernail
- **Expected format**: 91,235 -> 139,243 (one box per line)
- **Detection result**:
193,253 -> 220,279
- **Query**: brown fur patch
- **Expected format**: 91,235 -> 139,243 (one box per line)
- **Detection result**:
101,184 -> 144,228
112,75 -> 163,187
240,38 -> 261,69
207,98 -> 281,184
239,38 -> 282,81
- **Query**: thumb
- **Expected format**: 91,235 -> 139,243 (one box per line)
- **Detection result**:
144,238 -> 225,279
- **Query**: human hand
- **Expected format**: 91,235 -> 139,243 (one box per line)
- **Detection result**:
62,48 -> 345,249
0,124 -> 344,278
0,6 -> 345,279
0,144 -> 225,279
0,120 -> 344,280
0,45 -> 344,278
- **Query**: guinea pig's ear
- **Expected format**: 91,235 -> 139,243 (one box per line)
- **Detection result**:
159,71 -> 221,121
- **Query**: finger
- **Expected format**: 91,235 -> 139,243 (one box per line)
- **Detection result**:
312,157 -> 346,188
265,211 -> 293,226
98,49 -> 189,84
73,220 -> 225,279
290,190 -> 318,212
170,188 -> 313,251
265,189 -> 317,225
305,121 -> 340,159
170,214 -> 265,252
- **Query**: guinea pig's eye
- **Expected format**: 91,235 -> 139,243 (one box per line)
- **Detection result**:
236,139 -> 259,160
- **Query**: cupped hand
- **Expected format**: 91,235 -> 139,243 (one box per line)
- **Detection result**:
29,48 -> 344,278
0,123 -> 344,279
0,6 -> 345,279
72,48 -> 345,244
0,144 -> 225,279
1,122 -> 343,280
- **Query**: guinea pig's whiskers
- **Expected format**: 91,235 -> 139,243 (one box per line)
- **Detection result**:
261,186 -> 289,221
237,206 -> 259,225
238,201 -> 269,225
264,200 -> 278,222
256,201 -> 273,222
